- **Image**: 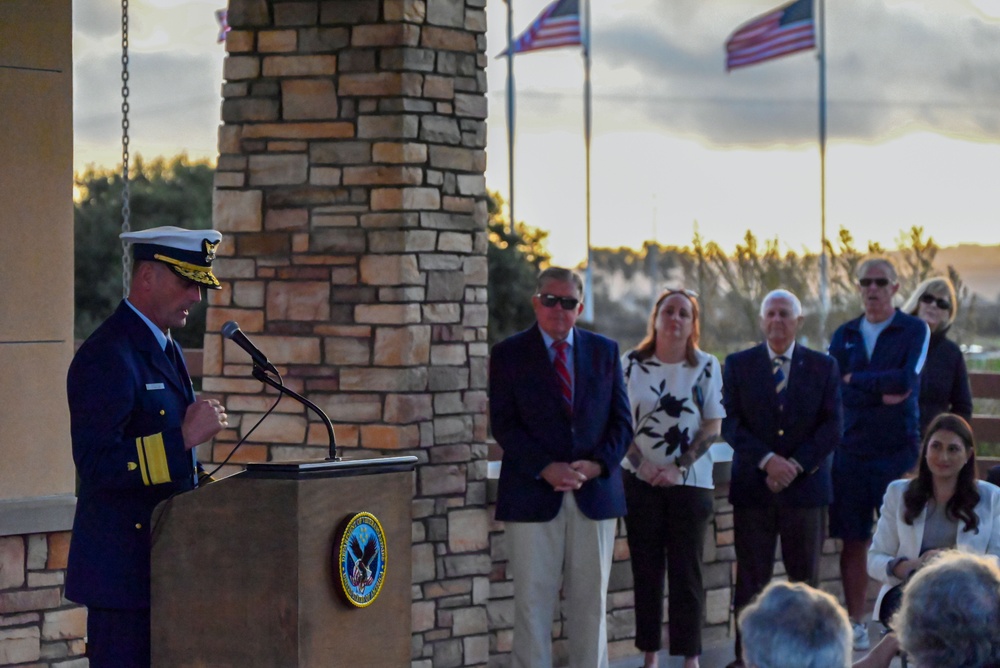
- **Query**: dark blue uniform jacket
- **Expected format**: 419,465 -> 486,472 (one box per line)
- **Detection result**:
66,301 -> 197,609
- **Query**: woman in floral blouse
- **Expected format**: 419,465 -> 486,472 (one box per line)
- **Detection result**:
622,289 -> 725,668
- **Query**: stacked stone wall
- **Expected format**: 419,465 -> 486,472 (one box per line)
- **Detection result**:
0,533 -> 85,667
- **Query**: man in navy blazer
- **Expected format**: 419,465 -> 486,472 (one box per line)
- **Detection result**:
722,289 -> 842,668
66,227 -> 230,667
490,267 -> 632,668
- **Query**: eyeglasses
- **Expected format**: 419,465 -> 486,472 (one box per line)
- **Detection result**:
536,293 -> 580,310
859,277 -> 891,288
920,293 -> 952,311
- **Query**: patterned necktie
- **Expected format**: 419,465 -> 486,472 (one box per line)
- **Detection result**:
553,340 -> 573,411
773,355 -> 788,408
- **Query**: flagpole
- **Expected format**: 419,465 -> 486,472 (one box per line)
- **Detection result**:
817,0 -> 829,342
582,0 -> 594,323
505,0 -> 516,234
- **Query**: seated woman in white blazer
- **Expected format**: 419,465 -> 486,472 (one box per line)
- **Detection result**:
868,412 -> 1000,623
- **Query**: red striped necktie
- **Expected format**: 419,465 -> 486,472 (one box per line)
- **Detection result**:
553,340 -> 572,411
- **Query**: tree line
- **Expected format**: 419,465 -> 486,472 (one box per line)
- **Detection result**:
73,160 -> 994,357
487,193 -> 998,358
585,226 -> 986,357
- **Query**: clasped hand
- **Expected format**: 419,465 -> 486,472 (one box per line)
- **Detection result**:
892,549 -> 944,580
764,454 -> 799,492
636,460 -> 684,487
541,461 -> 602,492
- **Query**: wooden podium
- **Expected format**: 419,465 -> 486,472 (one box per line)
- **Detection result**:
150,456 -> 417,667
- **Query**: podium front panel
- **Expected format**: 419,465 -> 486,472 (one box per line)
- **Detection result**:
151,459 -> 414,667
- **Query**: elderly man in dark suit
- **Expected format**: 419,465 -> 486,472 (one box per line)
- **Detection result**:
489,266 -> 632,668
66,227 -> 229,667
721,289 -> 843,668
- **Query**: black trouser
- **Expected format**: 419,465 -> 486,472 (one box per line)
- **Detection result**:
86,607 -> 150,667
731,504 -> 826,660
624,473 -> 714,657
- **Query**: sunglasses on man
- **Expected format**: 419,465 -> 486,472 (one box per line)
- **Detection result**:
536,293 -> 581,310
858,277 -> 891,288
919,293 -> 951,311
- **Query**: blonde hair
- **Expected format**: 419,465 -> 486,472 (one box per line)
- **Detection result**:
901,276 -> 957,328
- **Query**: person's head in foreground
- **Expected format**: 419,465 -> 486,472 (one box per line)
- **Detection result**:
894,550 -> 1000,668
739,580 -> 851,668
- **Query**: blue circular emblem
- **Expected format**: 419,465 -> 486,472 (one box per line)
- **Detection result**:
336,512 -> 387,608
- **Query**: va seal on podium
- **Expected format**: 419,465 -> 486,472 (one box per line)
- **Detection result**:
336,512 -> 388,608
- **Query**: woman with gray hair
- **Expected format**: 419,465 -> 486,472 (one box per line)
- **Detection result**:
894,550 -> 1000,667
901,276 -> 972,435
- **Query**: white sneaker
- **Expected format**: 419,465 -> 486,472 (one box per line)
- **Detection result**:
852,621 -> 870,651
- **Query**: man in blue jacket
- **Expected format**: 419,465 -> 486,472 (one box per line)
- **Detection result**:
722,289 -> 842,668
490,267 -> 632,668
827,257 -> 929,651
66,226 -> 230,667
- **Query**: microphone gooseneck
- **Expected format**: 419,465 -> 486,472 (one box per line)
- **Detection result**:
222,322 -> 339,460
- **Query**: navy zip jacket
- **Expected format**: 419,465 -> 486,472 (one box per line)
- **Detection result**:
828,309 -> 929,459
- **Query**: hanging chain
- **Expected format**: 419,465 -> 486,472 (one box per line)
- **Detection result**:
120,0 -> 132,297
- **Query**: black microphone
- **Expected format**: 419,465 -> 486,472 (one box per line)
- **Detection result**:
221,321 -> 279,374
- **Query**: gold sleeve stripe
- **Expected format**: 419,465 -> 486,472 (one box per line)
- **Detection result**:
135,433 -> 171,485
135,438 -> 151,486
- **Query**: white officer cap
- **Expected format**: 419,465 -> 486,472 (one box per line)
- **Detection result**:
120,226 -> 223,289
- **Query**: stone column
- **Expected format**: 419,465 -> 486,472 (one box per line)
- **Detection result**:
204,0 -> 490,664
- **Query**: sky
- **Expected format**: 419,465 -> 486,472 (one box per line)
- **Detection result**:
73,0 -> 1000,267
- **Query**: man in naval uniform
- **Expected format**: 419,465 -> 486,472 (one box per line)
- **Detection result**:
66,226 -> 229,667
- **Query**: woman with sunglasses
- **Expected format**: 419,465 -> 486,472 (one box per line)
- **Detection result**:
901,277 -> 972,435
621,289 -> 725,668
867,413 -> 1000,631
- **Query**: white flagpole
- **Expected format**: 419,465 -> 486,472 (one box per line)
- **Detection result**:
818,0 -> 829,342
505,0 -> 516,234
582,0 -> 594,322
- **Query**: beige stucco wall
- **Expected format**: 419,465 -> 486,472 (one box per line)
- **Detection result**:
0,0 -> 75,505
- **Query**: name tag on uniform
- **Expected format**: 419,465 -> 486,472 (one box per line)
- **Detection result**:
145,383 -> 165,390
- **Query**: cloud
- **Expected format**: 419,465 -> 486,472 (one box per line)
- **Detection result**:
75,48 -> 222,152
73,0 -> 1000,170
73,0 -> 120,40
575,0 -> 1000,147
72,0 -> 225,168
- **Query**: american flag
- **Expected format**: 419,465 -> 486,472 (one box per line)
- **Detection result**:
725,0 -> 815,71
215,9 -> 230,44
501,0 -> 582,56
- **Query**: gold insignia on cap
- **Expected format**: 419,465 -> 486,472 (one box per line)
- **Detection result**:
153,253 -> 222,288
128,462 -> 138,471
203,239 -> 219,263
